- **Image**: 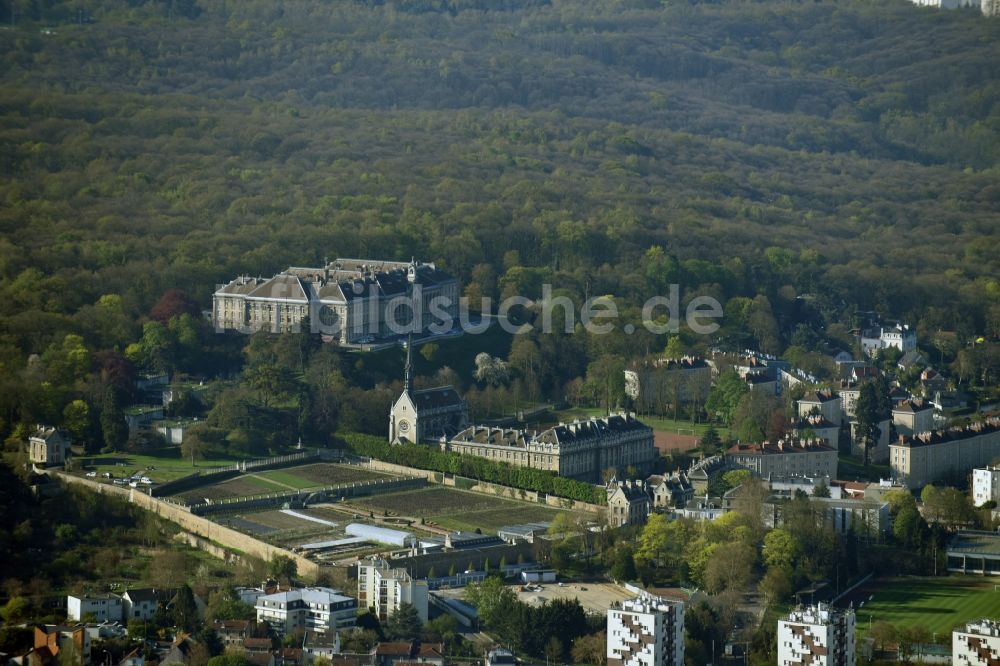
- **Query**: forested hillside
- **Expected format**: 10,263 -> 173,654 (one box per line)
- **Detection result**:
0,0 -> 998,433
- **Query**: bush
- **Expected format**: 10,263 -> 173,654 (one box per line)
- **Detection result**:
340,432 -> 605,505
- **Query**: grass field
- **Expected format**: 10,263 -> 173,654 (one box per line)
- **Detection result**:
843,576 -> 1000,638
837,455 -> 892,483
348,486 -> 567,534
256,463 -> 397,489
551,407 -> 726,439
79,448 -> 246,482
175,474 -> 289,502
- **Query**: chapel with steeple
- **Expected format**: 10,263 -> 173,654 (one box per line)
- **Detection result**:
388,337 -> 468,444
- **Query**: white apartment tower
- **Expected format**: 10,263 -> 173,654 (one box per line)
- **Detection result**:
972,467 -> 1000,507
778,604 -> 855,666
357,558 -> 429,624
954,619 -> 1000,665
607,593 -> 685,666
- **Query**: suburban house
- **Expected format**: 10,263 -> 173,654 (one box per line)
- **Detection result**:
122,589 -> 167,622
646,471 -> 694,509
606,478 -> 652,528
29,427 -> 72,467
30,625 -> 91,666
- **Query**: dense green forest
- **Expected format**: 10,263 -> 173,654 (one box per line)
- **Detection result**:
0,0 -> 998,443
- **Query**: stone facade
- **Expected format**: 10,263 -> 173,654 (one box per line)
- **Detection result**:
29,426 -> 71,467
890,417 -> 1000,488
797,390 -> 843,425
726,439 -> 838,480
388,341 -> 467,444
441,413 -> 657,483
891,398 -> 935,436
213,258 -> 459,343
606,478 -> 653,528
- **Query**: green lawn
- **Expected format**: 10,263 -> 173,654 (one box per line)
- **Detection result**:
77,448 -> 251,483
837,455 -> 892,483
851,576 -> 1000,639
553,407 -> 727,438
255,469 -> 325,490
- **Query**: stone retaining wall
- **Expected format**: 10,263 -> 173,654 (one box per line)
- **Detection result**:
56,472 -> 320,579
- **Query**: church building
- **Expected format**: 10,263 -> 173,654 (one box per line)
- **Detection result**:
388,340 -> 468,444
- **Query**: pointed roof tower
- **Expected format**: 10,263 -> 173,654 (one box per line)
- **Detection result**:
404,333 -> 413,394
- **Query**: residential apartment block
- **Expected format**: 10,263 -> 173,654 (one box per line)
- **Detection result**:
441,413 -> 657,483
357,558 -> 429,624
254,587 -> 357,634
67,593 -> 123,624
889,417 -> 1000,488
726,439 -> 838,480
973,467 -> 1000,507
953,619 -> 1000,665
607,592 -> 685,666
212,258 -> 459,343
798,390 -> 843,425
891,399 -> 935,436
778,604 -> 855,666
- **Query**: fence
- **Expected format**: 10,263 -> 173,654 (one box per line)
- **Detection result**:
152,451 -> 320,497
360,458 -> 605,513
188,476 -> 426,516
55,472 -> 320,579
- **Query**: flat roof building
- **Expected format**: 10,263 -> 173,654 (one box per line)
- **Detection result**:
954,619 -> 1000,665
778,603 -> 855,666
607,592 -> 685,666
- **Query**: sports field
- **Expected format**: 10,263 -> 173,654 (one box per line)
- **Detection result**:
842,576 -> 1000,637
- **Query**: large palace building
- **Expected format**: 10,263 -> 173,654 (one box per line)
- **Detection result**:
440,413 -> 657,483
212,258 -> 459,344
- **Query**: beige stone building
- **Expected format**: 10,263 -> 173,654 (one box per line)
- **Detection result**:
891,398 -> 935,436
441,413 -> 657,483
726,439 -> 838,480
29,426 -> 71,467
606,478 -> 653,528
388,342 -> 467,444
889,417 -> 1000,489
213,258 -> 459,343
624,357 -> 712,412
797,390 -> 843,425
849,417 -> 892,463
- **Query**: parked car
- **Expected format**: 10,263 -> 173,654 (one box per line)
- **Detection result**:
85,471 -> 97,477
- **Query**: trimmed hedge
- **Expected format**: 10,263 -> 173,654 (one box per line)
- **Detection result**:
340,432 -> 605,506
